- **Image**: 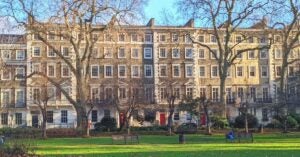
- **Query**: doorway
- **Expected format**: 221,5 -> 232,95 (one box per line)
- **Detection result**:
32,115 -> 39,128
159,113 -> 166,126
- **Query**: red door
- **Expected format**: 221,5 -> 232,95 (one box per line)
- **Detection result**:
119,112 -> 125,126
160,113 -> 166,126
201,115 -> 206,125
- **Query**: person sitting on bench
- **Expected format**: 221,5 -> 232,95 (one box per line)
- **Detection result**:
226,130 -> 235,141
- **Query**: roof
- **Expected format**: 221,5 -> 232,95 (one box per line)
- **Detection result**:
0,34 -> 26,44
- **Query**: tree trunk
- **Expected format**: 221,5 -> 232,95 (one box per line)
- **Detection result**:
167,111 -> 174,136
245,113 -> 248,133
42,112 -> 47,139
204,106 -> 211,135
126,117 -> 131,135
76,106 -> 89,137
220,76 -> 227,118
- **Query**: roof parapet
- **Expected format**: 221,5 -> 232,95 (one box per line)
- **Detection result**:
184,19 -> 194,27
147,18 -> 155,27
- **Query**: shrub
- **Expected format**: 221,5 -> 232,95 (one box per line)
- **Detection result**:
265,119 -> 282,128
290,113 -> 300,124
234,114 -> 258,128
94,117 -> 117,132
211,116 -> 229,129
0,138 -> 37,156
130,126 -> 168,131
144,113 -> 156,123
0,127 -> 41,139
47,128 -> 80,137
286,116 -> 298,129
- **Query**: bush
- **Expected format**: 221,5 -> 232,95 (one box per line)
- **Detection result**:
286,116 -> 298,129
94,117 -> 117,132
290,113 -> 300,124
0,127 -> 41,139
265,119 -> 282,128
144,113 -> 156,123
130,126 -> 168,131
211,116 -> 229,129
0,137 -> 37,156
47,128 -> 80,137
234,114 -> 258,128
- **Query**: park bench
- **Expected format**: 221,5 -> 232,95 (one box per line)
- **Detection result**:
111,134 -> 139,144
225,131 -> 253,143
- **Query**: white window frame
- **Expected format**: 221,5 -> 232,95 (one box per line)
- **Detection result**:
199,66 -> 206,78
1,70 -> 11,80
32,47 -> 41,57
145,34 -> 153,43
15,88 -> 25,106
261,65 -> 269,78
248,50 -> 255,59
186,86 -> 193,98
118,47 -> 126,58
211,65 -> 218,78
211,87 -> 220,102
172,33 -> 179,42
185,48 -> 193,59
159,64 -> 168,77
15,67 -> 25,80
144,65 -> 153,78
159,47 -> 167,58
16,50 -> 25,60
185,64 -> 193,78
47,87 -> 56,101
131,48 -> 139,59
47,63 -> 56,77
131,65 -> 140,78
210,35 -> 217,43
91,65 -> 99,78
104,47 -> 113,58
1,89 -> 10,105
172,64 -> 181,77
61,46 -> 70,57
104,65 -> 113,78
199,49 -> 205,59
61,64 -> 71,78
159,34 -> 166,42
118,65 -> 127,78
90,87 -> 100,100
210,49 -> 219,59
275,65 -> 281,77
198,35 -> 204,42
118,33 -> 125,42
275,48 -> 282,59
236,66 -> 243,77
47,46 -> 56,57
260,49 -> 268,59
288,66 -> 295,77
144,48 -> 152,59
131,34 -> 138,42
249,66 -> 256,77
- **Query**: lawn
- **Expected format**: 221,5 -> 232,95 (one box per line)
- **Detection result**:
32,133 -> 300,157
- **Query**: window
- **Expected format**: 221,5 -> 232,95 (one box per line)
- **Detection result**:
172,48 -> 180,58
104,65 -> 113,78
118,47 -> 126,58
62,47 -> 69,57
145,87 -> 153,102
226,87 -> 232,101
211,65 -> 218,77
104,110 -> 111,118
185,35 -> 192,43
172,33 -> 179,42
210,49 -> 219,59
248,36 -> 254,43
47,47 -> 56,57
172,64 -> 180,77
144,65 -> 153,77
212,87 -> 219,102
61,87 -> 70,101
131,65 -> 140,78
1,50 -> 11,60
159,34 -> 166,42
131,48 -> 139,58
15,113 -> 22,125
145,34 -> 152,42
16,50 -> 25,60
61,65 -> 70,77
118,65 -> 126,78
131,34 -> 138,42
1,113 -> 8,125
260,50 -> 267,59
236,66 -> 243,77
237,87 -> 244,100
276,66 -> 281,77
236,50 -> 243,59
261,66 -> 268,77
199,66 -> 206,77
275,35 -> 281,42
92,33 -> 99,41
32,63 -> 41,73
260,37 -> 266,43
33,47 -> 41,57
289,50 -> 295,59
1,90 -> 10,105
33,88 -> 40,102
61,110 -> 68,123
199,49 -> 205,59
198,35 -> 204,42
174,113 -> 180,120
288,66 -> 294,77
185,48 -> 193,58
33,33 -> 41,40
262,108 -> 268,121
227,67 -> 231,77
275,48 -> 282,59
91,87 -> 99,100
186,87 -> 193,98
236,36 -> 242,43
91,65 -> 99,78
173,87 -> 181,99
48,31 -> 55,40
15,89 -> 25,107
47,64 -> 56,77
249,66 -> 256,77
119,34 -> 125,42
250,87 -> 256,100
104,34 -> 112,41
105,88 -> 113,99
119,88 -> 127,99
159,65 -> 167,77
199,87 -> 206,98
185,64 -> 193,77
104,47 -> 113,58
263,88 -> 269,100
2,70 -> 10,80
91,110 -> 98,122
248,50 -> 255,59
211,35 -> 217,43
15,68 -> 25,80
160,87 -> 167,100
159,48 -> 167,58
48,87 -> 56,101
47,111 -> 53,123
144,48 -> 152,59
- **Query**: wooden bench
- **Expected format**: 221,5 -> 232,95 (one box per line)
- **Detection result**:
112,134 -> 139,144
225,131 -> 253,143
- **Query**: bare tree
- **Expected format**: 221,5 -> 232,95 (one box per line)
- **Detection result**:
177,0 -> 272,117
0,0 -> 146,136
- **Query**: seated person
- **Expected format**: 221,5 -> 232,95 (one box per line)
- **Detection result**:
226,130 -> 235,141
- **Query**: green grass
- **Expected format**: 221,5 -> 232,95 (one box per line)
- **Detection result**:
32,133 -> 300,157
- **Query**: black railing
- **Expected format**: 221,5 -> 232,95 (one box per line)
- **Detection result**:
256,98 -> 272,103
